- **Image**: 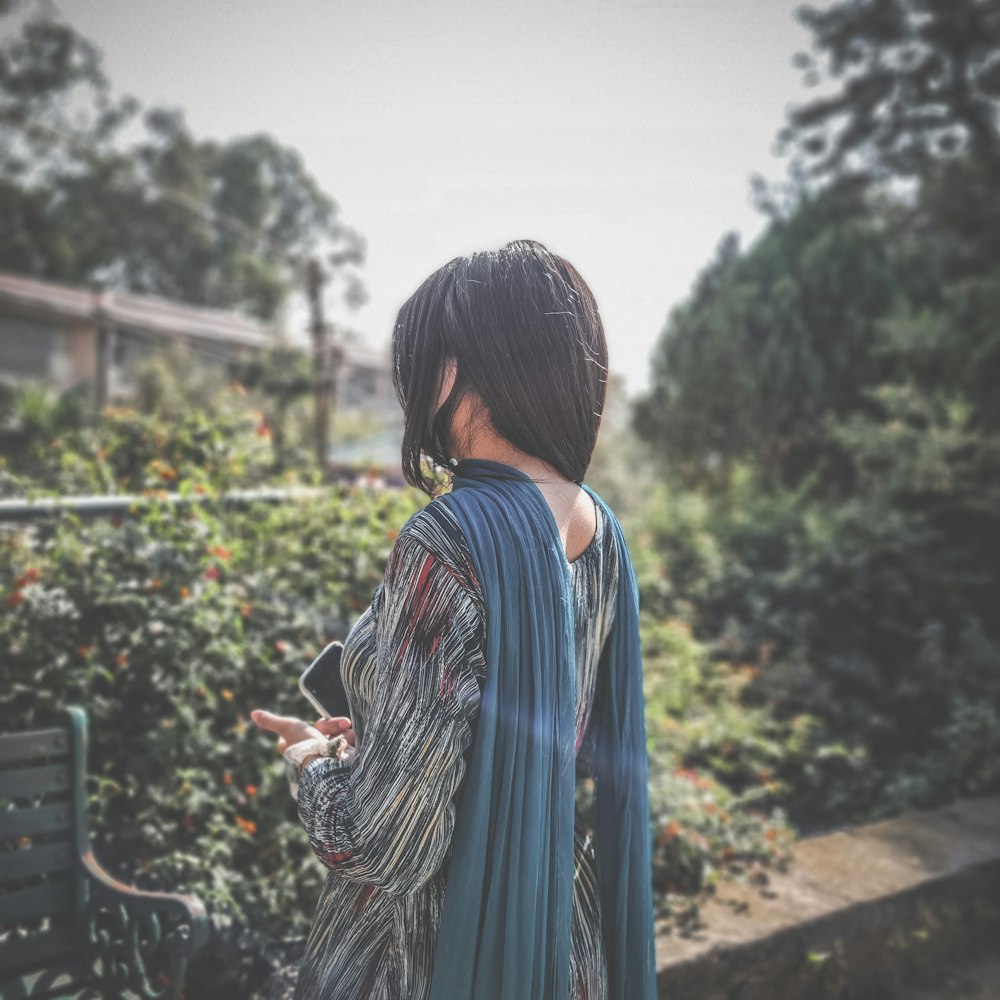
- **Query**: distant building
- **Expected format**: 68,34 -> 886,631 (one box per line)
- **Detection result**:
0,270 -> 399,427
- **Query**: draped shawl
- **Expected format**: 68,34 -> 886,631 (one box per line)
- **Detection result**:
427,458 -> 657,1000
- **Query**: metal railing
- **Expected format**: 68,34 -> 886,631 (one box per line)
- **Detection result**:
0,486 -> 333,522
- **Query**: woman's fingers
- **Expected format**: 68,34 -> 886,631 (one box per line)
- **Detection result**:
251,709 -> 288,734
252,709 -> 323,749
314,716 -> 350,734
314,716 -> 357,747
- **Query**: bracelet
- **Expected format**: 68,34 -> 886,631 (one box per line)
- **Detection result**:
283,734 -> 351,769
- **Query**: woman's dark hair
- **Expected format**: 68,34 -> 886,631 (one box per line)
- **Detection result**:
391,239 -> 609,495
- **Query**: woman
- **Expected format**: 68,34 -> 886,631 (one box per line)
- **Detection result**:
252,239 -> 657,1000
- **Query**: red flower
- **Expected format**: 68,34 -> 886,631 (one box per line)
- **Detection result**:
204,566 -> 220,581
5,590 -> 24,608
15,567 -> 41,587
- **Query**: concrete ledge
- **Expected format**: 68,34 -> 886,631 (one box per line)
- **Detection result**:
656,794 -> 1000,999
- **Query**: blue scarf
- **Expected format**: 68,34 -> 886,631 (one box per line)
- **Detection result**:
428,458 -> 657,1000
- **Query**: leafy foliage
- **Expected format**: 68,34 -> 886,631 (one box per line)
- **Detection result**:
778,0 -> 1000,185
1,433 -> 423,993
630,0 -> 1000,844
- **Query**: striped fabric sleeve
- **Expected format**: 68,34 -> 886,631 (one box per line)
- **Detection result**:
295,526 -> 486,896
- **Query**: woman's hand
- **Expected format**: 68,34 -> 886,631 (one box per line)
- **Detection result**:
250,709 -> 356,757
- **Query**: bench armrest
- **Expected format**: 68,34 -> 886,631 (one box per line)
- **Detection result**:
80,849 -> 210,1000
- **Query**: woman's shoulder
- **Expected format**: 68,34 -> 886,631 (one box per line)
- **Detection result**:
391,500 -> 482,601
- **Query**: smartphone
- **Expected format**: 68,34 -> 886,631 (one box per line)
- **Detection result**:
298,641 -> 350,720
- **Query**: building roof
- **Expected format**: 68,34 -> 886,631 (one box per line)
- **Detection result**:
0,270 -> 273,350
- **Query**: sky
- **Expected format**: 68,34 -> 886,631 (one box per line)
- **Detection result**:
48,0 -> 816,398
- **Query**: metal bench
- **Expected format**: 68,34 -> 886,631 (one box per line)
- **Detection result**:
0,706 -> 209,999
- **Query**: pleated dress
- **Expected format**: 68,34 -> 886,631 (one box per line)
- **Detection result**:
291,489 -> 620,1000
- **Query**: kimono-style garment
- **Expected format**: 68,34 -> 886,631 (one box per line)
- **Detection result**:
290,459 -> 656,1000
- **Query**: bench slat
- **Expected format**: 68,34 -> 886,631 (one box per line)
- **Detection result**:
0,878 -> 74,924
0,922 -> 77,979
0,802 -> 74,840
0,958 -> 91,999
0,729 -> 70,767
0,839 -> 75,886
0,763 -> 73,800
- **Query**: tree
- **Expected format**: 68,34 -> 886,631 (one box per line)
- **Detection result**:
631,189 -> 924,490
778,0 -> 1000,185
0,4 -> 366,323
775,0 -> 1000,276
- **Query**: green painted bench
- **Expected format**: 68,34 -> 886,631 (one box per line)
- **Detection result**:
0,706 -> 209,999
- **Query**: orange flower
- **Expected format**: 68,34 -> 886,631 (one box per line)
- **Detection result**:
235,815 -> 257,835
386,528 -> 399,540
765,827 -> 779,841
77,643 -> 95,657
150,459 -> 178,481
241,603 -> 252,618
256,422 -> 271,438
221,688 -> 234,701
208,545 -> 232,560
662,820 -> 680,843
194,484 -> 208,496
223,771 -> 233,785
673,767 -> 715,791
148,578 -> 162,591
115,652 -> 128,667
197,685 -> 207,698
5,590 -> 24,607
245,784 -> 258,796
179,586 -> 191,599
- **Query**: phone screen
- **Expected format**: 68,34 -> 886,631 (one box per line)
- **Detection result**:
299,641 -> 349,719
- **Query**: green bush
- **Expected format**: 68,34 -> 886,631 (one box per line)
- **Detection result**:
1,485 -> 423,994
629,467 -> 1000,834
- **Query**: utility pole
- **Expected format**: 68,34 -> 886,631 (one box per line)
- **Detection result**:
92,284 -> 113,411
307,258 -> 330,474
